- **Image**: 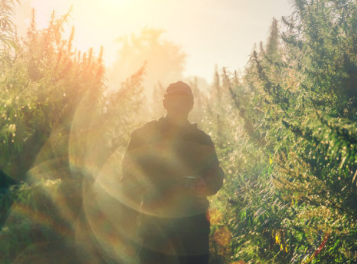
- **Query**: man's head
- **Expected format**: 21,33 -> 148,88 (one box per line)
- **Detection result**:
163,81 -> 194,121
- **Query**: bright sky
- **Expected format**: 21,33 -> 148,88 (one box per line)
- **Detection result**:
15,0 -> 293,84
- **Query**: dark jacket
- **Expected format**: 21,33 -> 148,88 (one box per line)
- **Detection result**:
121,117 -> 224,255
122,117 -> 224,216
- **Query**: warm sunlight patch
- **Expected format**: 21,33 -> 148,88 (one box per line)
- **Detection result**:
91,0 -> 129,6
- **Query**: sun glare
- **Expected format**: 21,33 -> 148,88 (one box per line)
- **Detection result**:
106,0 -> 127,2
92,0 -> 129,6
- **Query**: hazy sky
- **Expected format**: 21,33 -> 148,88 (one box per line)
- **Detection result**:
15,0 -> 293,83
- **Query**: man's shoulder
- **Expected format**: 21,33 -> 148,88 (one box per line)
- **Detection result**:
130,118 -> 214,145
188,122 -> 207,136
131,119 -> 161,137
186,123 -> 214,146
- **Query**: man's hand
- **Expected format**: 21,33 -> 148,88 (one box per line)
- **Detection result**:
194,177 -> 208,197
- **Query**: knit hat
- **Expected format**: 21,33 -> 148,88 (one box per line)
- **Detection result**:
164,81 -> 193,99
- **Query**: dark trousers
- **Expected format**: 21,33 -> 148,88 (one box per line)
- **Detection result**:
139,213 -> 210,264
139,247 -> 209,264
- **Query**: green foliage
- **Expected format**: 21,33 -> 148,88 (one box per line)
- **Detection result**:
2,0 -> 357,263
0,8 -> 105,181
0,6 -> 147,263
206,1 -> 357,263
0,179 -> 63,263
0,0 -> 19,50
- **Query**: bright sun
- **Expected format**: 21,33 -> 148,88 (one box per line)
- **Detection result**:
96,0 -> 129,5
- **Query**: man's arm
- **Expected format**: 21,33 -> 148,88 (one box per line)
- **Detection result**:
195,136 -> 225,196
121,129 -> 148,208
122,130 -> 140,180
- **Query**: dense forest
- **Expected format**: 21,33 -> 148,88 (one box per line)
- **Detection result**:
1,0 -> 357,263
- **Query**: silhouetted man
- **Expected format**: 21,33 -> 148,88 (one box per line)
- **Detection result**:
121,81 -> 224,264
